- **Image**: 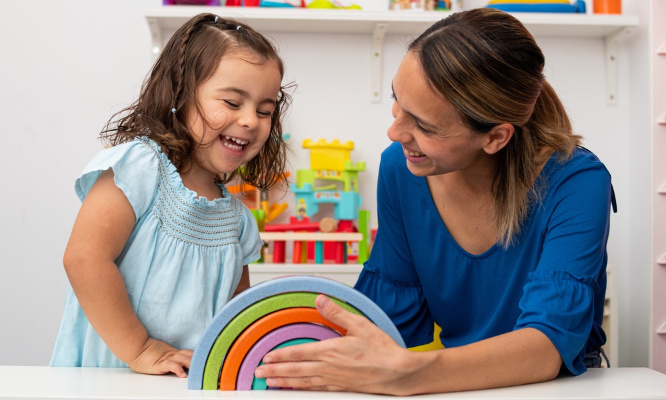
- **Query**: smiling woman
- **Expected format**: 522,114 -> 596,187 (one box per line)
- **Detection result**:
255,7 -> 615,395
49,13 -> 294,379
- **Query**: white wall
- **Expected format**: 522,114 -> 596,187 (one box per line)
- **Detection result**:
0,0 -> 653,368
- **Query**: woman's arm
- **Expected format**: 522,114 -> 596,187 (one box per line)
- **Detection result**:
254,294 -> 561,395
63,169 -> 192,376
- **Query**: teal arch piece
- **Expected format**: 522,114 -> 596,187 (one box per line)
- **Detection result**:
251,338 -> 316,390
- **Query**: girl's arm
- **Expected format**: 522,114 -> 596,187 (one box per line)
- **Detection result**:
233,265 -> 251,298
254,294 -> 561,395
63,169 -> 192,377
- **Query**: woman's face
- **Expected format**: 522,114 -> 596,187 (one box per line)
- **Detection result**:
388,52 -> 488,177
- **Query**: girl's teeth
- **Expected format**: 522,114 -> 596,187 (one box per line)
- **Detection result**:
224,136 -> 249,145
223,142 -> 243,151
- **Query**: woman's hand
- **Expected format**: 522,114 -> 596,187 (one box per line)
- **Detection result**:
254,294 -> 420,395
128,338 -> 193,378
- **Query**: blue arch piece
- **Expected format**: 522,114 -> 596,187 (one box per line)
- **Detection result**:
188,275 -> 405,389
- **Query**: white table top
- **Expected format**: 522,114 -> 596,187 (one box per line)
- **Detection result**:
1,366 -> 666,399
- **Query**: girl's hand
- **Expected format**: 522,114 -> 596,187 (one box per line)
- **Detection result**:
128,338 -> 193,378
254,294 -> 420,395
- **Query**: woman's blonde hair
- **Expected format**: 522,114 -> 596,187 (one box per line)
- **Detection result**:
409,8 -> 581,247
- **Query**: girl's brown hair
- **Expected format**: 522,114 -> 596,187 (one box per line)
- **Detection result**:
409,7 -> 581,247
102,13 -> 292,190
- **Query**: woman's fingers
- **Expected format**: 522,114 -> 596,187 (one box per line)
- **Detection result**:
314,294 -> 377,338
257,360 -> 346,390
262,336 -> 341,363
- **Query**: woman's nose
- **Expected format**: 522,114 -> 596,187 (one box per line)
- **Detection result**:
387,108 -> 408,143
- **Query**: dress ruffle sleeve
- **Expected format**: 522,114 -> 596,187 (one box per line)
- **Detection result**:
236,201 -> 262,266
75,140 -> 159,219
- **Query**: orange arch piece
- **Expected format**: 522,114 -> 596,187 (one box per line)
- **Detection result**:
219,307 -> 346,390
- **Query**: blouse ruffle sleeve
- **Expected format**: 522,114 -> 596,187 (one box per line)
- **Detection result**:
75,140 -> 159,219
354,143 -> 434,348
514,150 -> 613,375
355,266 -> 433,348
516,271 -> 601,375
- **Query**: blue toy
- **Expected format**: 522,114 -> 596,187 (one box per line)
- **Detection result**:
486,0 -> 586,13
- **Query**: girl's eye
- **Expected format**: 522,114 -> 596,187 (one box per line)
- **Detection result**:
224,100 -> 239,108
257,110 -> 272,118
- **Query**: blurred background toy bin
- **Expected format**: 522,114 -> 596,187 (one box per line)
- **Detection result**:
163,0 -> 392,11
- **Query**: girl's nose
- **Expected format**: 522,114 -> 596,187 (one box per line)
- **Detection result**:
237,109 -> 258,130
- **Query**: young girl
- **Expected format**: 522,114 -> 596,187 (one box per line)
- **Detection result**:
50,13 -> 291,378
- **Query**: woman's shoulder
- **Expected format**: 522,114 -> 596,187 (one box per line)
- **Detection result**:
538,146 -> 613,210
545,146 -> 610,182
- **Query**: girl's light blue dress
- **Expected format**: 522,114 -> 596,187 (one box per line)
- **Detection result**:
50,137 -> 262,368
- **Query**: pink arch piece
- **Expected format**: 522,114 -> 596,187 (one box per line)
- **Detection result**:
236,323 -> 341,390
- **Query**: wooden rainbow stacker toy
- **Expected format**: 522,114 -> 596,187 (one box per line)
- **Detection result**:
187,275 -> 405,390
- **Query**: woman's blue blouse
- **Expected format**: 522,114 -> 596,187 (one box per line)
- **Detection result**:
50,137 -> 262,367
355,142 -> 613,375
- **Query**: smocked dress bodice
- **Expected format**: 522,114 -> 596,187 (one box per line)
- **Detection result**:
51,137 -> 262,368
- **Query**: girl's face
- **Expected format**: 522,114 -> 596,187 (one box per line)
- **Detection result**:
388,52 -> 488,177
186,50 -> 282,178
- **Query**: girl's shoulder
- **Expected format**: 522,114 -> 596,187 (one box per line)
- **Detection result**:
75,137 -> 166,217
82,137 -> 166,171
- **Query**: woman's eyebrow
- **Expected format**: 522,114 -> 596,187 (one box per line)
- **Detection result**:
391,82 -> 440,131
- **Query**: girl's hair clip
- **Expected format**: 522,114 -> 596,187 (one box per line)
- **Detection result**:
214,16 -> 219,23
237,25 -> 242,31
171,108 -> 177,114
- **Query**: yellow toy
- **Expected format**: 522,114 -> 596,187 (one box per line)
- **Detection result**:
305,0 -> 361,9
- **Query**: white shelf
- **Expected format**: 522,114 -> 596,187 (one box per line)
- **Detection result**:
145,7 -> 638,38
249,263 -> 362,287
145,7 -> 638,103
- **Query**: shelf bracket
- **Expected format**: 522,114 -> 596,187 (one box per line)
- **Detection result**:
146,17 -> 163,61
604,27 -> 634,106
658,322 -> 666,335
371,23 -> 388,104
657,253 -> 666,265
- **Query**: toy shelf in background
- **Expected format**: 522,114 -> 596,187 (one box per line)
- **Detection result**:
187,275 -> 406,390
252,138 -> 372,266
163,0 -> 373,10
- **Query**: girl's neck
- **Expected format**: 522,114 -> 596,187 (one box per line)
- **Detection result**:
180,166 -> 222,201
